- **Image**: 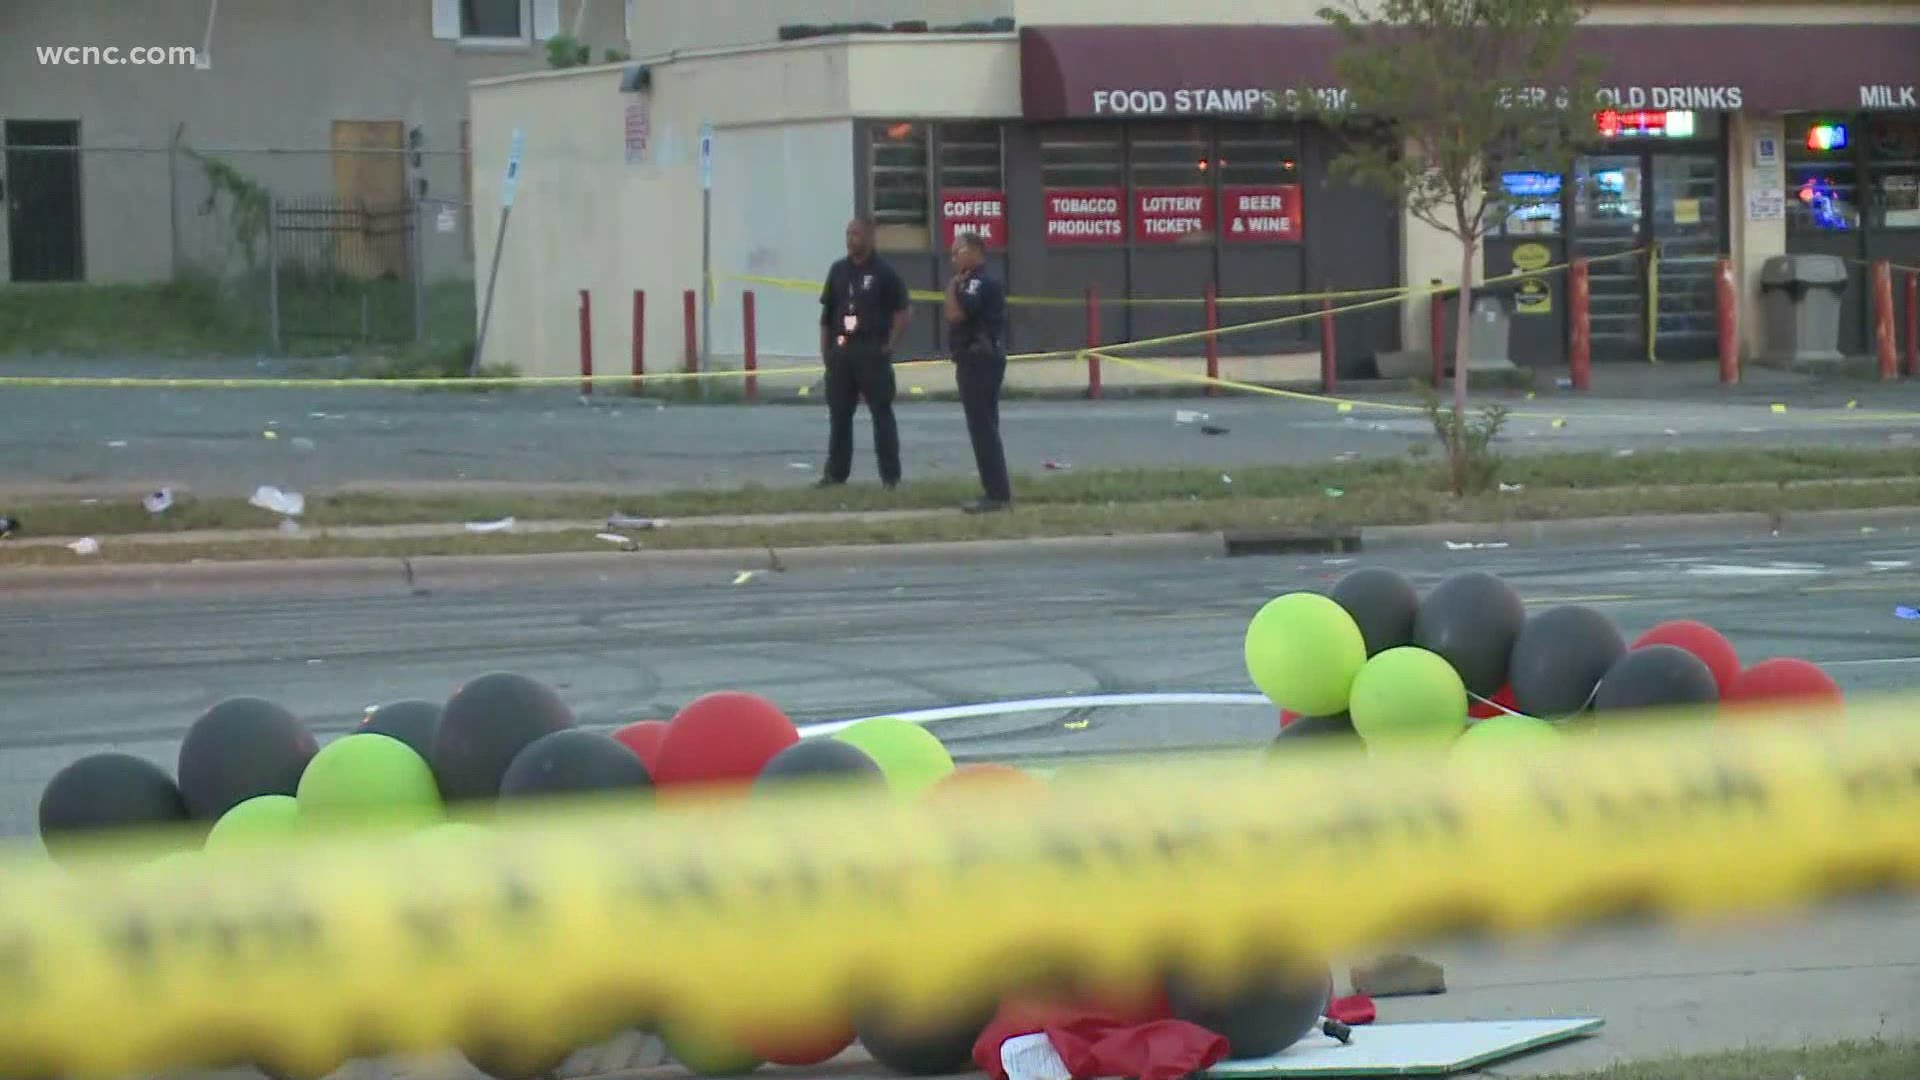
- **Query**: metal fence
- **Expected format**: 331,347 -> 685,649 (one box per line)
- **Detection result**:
0,140 -> 477,352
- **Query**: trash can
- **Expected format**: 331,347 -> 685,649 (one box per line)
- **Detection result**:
1760,254 -> 1848,366
1439,292 -> 1515,369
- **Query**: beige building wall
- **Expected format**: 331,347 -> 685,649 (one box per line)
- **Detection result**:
1012,0 -> 1916,24
625,0 -> 1008,54
1,0 -> 623,283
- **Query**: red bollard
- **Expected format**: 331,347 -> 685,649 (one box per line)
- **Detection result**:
1872,259 -> 1898,381
1715,256 -> 1739,385
1906,270 -> 1918,378
1319,297 -> 1336,394
1204,281 -> 1220,396
1085,285 -> 1102,400
630,289 -> 646,393
1428,280 -> 1446,387
682,288 -> 699,376
1569,258 -> 1592,392
742,289 -> 759,404
578,289 -> 594,397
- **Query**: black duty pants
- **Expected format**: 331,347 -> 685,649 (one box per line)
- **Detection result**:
955,348 -> 1011,503
824,341 -> 900,485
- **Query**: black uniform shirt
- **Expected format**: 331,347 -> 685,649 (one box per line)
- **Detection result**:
819,255 -> 908,350
951,267 -> 1007,355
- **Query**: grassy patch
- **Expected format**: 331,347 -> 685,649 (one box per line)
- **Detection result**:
1532,1039 -> 1920,1080
9,478 -> 1920,566
0,276 -> 475,358
10,445 -> 1920,540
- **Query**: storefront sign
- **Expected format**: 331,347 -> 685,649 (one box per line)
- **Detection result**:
1089,87 -> 1349,116
1748,187 -> 1786,222
1134,187 -> 1214,244
1596,86 -> 1743,110
940,190 -> 1007,250
1515,278 -> 1553,316
1220,185 -> 1302,243
1861,85 -> 1918,108
624,97 -> 650,165
1044,188 -> 1126,245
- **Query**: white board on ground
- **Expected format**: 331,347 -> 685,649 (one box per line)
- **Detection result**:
1203,1018 -> 1604,1078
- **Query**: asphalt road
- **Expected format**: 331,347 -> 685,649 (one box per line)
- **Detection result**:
7,356 -> 1920,497
4,530 -> 1918,1075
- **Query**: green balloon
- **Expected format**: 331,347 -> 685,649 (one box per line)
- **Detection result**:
1454,713 -> 1563,757
1348,646 -> 1469,748
204,794 -> 303,853
1244,592 -> 1368,717
661,1024 -> 763,1077
297,733 -> 444,827
832,718 -> 954,796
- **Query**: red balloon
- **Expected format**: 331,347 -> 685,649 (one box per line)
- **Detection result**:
610,720 -> 669,773
1725,658 -> 1843,711
1469,684 -> 1518,720
929,763 -> 1047,800
652,692 -> 799,789
747,1024 -> 856,1067
1279,709 -> 1299,731
1633,621 -> 1741,697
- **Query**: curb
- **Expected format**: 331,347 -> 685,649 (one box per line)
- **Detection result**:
0,533 -> 1224,595
1360,507 -> 1920,549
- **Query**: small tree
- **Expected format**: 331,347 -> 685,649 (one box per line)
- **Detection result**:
1307,0 -> 1597,493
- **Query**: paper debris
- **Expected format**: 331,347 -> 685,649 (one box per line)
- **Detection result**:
732,570 -> 760,586
1044,460 -> 1072,471
1870,560 -> 1910,570
607,514 -> 662,531
1664,428 -> 1679,436
263,430 -> 279,440
1001,1033 -> 1072,1080
1555,377 -> 1573,389
1498,482 -> 1524,493
1335,451 -> 1359,461
1220,474 -> 1233,485
66,537 -> 100,556
596,532 -> 640,551
1445,540 -> 1510,551
1175,410 -> 1211,425
143,488 -> 175,515
1325,487 -> 1345,498
789,462 -> 813,470
1614,448 -> 1635,458
107,440 -> 128,449
248,485 -> 305,517
465,517 -> 516,534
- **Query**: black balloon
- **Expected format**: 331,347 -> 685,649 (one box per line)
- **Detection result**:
499,729 -> 652,798
1330,568 -> 1420,657
754,738 -> 885,792
176,698 -> 318,821
38,752 -> 189,859
432,673 -> 576,802
856,1003 -> 998,1077
358,699 -> 443,762
1412,572 -> 1527,697
462,1044 -> 575,1080
1508,605 -> 1628,719
1167,963 -> 1332,1060
1592,644 -> 1720,713
1272,713 -> 1362,745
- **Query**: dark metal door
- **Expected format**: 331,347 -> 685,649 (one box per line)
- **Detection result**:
5,120 -> 84,282
1649,152 -> 1723,361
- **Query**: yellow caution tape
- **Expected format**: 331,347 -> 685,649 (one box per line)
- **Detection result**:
4,704 -> 1920,1078
723,272 -> 1410,307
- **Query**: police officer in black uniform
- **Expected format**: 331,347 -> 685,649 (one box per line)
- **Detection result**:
943,231 -> 1012,513
817,218 -> 910,489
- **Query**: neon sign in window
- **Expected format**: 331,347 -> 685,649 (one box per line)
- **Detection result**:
1798,175 -> 1851,230
1595,109 -> 1697,139
1805,123 -> 1849,152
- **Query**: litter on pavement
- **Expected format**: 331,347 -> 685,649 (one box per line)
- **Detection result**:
607,514 -> 662,530
1895,606 -> 1920,621
1445,540 -> 1510,551
464,517 -> 516,534
66,537 -> 100,556
596,533 -> 640,551
143,488 -> 175,515
0,516 -> 17,539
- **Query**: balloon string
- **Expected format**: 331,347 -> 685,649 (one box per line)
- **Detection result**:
1466,682 -> 1602,722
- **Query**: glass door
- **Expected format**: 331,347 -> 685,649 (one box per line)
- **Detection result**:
1649,154 -> 1723,361
1571,155 -> 1645,361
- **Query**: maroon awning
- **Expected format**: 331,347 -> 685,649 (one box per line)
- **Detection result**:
1020,24 -> 1920,119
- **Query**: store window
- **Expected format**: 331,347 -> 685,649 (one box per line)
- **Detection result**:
939,122 -> 1003,190
1786,115 -> 1860,233
1494,168 -> 1565,237
1130,123 -> 1213,245
1215,123 -> 1300,187
1870,117 -> 1920,229
869,121 -> 930,250
1039,126 -> 1126,246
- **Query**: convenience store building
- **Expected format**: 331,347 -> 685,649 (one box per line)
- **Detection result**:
469,1 -> 1920,385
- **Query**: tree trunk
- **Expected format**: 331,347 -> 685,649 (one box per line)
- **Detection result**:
1449,236 -> 1475,495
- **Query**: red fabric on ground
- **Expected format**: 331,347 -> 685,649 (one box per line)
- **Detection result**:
973,996 -> 1226,1080
1328,994 -> 1376,1026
